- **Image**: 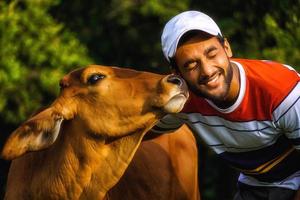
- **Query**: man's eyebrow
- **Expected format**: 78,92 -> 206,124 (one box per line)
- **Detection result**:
204,46 -> 217,55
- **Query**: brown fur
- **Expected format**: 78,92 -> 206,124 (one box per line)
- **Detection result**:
1,65 -> 199,199
108,124 -> 200,200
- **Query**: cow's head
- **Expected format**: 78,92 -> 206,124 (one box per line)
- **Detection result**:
1,65 -> 188,160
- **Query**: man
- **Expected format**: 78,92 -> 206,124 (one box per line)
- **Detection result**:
152,10 -> 300,200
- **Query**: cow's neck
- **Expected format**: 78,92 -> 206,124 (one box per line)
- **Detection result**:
30,119 -> 153,199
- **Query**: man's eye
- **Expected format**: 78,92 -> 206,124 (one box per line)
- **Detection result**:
185,61 -> 198,71
87,74 -> 106,85
207,50 -> 217,58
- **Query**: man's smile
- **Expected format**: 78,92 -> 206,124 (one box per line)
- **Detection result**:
199,71 -> 222,88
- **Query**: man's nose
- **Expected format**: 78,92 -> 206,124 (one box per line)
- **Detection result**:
199,61 -> 215,77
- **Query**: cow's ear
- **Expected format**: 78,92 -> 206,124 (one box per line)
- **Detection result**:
1,107 -> 64,160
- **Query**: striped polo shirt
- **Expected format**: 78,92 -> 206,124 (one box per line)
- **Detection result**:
152,58 -> 300,190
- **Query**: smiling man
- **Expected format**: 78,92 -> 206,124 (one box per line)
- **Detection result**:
152,11 -> 300,200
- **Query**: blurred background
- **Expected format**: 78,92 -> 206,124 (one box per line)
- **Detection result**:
0,0 -> 299,199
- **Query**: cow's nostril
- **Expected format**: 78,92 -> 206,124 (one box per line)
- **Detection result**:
167,75 -> 183,86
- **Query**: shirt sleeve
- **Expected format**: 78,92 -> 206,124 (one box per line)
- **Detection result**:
273,81 -> 300,150
283,64 -> 300,77
151,114 -> 185,134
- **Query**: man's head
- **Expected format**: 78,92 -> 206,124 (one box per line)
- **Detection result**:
161,11 -> 239,107
161,10 -> 223,62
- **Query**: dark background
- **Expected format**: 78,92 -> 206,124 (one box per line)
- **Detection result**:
0,0 -> 299,199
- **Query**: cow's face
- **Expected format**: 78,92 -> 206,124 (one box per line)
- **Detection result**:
57,65 -> 188,138
1,65 -> 188,159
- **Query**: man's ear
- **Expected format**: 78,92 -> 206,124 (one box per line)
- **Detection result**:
1,107 -> 64,160
223,38 -> 233,58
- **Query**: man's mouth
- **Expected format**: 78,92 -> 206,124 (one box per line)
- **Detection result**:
199,72 -> 221,88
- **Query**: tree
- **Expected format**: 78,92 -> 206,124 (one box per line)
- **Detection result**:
51,0 -> 190,73
0,0 -> 92,127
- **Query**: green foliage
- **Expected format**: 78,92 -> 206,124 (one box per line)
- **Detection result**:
262,13 -> 300,69
0,0 -> 92,125
51,0 -> 190,72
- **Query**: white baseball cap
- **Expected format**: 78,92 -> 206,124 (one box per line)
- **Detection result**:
161,11 -> 222,62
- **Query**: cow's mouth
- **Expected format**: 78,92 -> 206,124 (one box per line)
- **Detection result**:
163,91 -> 189,113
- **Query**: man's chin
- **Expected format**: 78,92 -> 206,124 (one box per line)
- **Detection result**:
190,86 -> 224,100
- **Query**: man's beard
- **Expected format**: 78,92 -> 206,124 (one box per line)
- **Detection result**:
188,63 -> 234,104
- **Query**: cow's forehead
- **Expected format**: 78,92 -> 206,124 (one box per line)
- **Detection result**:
69,65 -> 156,81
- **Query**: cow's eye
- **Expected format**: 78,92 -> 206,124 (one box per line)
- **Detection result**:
87,74 -> 106,85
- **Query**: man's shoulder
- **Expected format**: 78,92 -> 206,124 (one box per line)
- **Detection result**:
232,58 -> 299,112
231,58 -> 298,76
232,58 -> 299,90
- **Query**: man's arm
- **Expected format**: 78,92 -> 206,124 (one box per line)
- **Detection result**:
144,114 -> 184,140
151,114 -> 184,133
273,81 -> 300,151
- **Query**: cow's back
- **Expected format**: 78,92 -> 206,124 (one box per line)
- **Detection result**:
107,124 -> 200,200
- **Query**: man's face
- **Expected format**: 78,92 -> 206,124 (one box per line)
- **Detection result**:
174,33 -> 235,104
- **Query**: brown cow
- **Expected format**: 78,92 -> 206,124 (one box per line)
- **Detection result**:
1,65 -> 199,199
107,124 -> 200,200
